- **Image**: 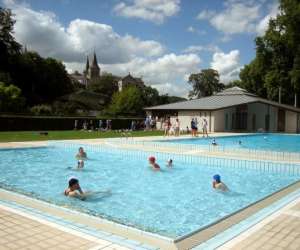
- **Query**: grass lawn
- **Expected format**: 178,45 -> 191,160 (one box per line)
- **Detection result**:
0,130 -> 164,142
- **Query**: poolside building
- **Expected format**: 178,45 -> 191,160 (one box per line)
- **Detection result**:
145,87 -> 300,133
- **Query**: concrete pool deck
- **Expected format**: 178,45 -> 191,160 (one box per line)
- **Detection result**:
0,133 -> 300,249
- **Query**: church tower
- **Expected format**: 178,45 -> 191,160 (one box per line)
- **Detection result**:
83,56 -> 89,77
88,52 -> 100,80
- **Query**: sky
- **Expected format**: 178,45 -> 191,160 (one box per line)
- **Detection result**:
2,0 -> 279,97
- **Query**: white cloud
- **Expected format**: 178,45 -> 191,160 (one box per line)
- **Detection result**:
187,26 -> 195,32
210,3 -> 260,34
197,0 -> 280,37
183,44 -> 220,54
196,10 -> 215,20
5,0 -> 164,64
256,2 -> 279,35
210,50 -> 241,83
113,0 -> 180,24
186,26 -> 206,35
4,0 -> 201,97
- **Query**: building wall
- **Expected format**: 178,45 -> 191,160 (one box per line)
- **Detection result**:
285,110 -> 298,133
177,110 -> 212,132
247,103 -> 278,132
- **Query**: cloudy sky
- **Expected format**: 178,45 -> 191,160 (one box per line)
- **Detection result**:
2,0 -> 279,96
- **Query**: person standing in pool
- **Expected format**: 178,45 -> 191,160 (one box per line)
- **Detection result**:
76,147 -> 87,168
148,156 -> 160,171
212,174 -> 228,192
202,118 -> 208,138
64,178 -> 86,200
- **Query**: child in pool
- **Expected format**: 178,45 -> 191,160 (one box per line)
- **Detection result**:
76,147 -> 87,168
212,174 -> 228,192
148,156 -> 160,171
166,158 -> 173,167
64,177 -> 86,200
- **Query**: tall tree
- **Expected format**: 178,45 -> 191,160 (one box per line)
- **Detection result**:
88,73 -> 118,104
107,86 -> 144,116
0,82 -> 25,112
0,7 -> 21,72
240,0 -> 300,105
188,69 -> 224,98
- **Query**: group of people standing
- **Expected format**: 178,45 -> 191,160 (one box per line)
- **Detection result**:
162,117 -> 209,137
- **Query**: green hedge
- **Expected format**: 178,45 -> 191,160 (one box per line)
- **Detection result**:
0,115 -> 144,131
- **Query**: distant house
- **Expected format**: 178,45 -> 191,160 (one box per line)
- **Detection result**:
145,87 -> 300,133
118,73 -> 145,92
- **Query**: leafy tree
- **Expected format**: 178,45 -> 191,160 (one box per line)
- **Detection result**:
107,86 -> 144,116
239,0 -> 300,105
0,7 -> 21,72
88,73 -> 118,104
188,69 -> 224,98
0,82 -> 25,112
30,104 -> 52,115
10,51 -> 74,105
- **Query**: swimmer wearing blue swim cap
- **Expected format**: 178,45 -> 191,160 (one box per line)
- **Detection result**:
212,174 -> 228,191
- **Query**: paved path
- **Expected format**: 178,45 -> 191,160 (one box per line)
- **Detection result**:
219,197 -> 300,250
0,205 -> 133,250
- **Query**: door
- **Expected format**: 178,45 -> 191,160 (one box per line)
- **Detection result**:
278,109 -> 285,132
252,114 -> 256,131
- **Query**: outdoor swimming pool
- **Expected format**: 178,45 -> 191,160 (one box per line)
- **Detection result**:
0,144 -> 300,238
161,134 -> 300,153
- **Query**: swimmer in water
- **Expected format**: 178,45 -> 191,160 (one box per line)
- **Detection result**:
148,156 -> 160,170
76,147 -> 87,168
166,158 -> 173,167
212,138 -> 218,146
212,174 -> 228,192
64,177 -> 86,200
238,140 -> 242,145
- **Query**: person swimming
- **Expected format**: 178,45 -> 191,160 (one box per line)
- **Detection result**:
238,140 -> 242,145
212,138 -> 218,146
212,174 -> 228,192
76,147 -> 87,168
148,156 -> 160,170
64,177 -> 86,200
166,158 -> 173,167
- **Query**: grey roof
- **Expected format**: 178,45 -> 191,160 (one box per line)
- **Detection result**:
145,87 -> 300,113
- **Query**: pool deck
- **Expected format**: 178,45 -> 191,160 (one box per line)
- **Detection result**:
1,133 -> 300,249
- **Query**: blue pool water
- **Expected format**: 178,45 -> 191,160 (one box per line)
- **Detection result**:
0,145 -> 299,238
162,134 -> 300,152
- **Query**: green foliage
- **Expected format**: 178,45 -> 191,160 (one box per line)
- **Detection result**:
30,104 -> 52,115
188,69 -> 225,98
9,52 -> 74,105
239,0 -> 300,105
52,101 -> 78,116
0,7 -> 21,72
107,86 -> 144,115
0,82 -> 25,112
88,73 -> 118,104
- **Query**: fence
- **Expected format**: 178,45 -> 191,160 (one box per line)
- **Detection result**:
48,141 -> 300,176
0,115 -> 143,131
104,138 -> 300,163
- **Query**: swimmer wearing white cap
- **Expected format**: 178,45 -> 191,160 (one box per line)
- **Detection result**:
166,158 -> 173,167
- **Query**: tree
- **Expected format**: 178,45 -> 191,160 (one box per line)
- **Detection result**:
9,51 -> 74,105
107,86 -> 144,116
0,82 -> 25,112
188,69 -> 224,98
0,7 -> 21,72
239,0 -> 300,105
88,73 -> 118,104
